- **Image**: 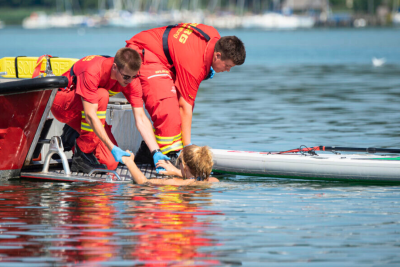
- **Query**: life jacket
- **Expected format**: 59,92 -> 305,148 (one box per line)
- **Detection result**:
162,24 -> 211,70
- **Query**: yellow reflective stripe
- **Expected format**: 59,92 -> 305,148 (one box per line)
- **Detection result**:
158,141 -> 172,145
81,122 -> 104,132
155,134 -> 175,140
81,111 -> 106,119
173,134 -> 182,142
109,90 -> 119,96
155,133 -> 182,144
97,111 -> 106,119
160,141 -> 183,154
81,122 -> 93,132
157,138 -> 174,145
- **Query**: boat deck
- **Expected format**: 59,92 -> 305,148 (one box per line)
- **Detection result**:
21,163 -> 166,184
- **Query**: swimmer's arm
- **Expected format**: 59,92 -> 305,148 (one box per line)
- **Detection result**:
148,177 -> 217,186
207,177 -> 220,183
122,152 -> 148,184
157,160 -> 220,183
122,153 -> 189,185
122,153 -> 217,185
146,178 -> 194,185
156,160 -> 183,177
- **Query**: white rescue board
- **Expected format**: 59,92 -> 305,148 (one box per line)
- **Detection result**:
211,149 -> 400,182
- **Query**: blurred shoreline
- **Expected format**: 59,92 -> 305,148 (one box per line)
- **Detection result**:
5,10 -> 400,30
0,1 -> 399,30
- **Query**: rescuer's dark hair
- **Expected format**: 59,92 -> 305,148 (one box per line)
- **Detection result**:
215,36 -> 246,65
114,47 -> 141,71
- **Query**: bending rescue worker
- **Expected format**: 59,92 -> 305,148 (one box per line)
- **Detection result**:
51,48 -> 169,173
125,23 -> 246,164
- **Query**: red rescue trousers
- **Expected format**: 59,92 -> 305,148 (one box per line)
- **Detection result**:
51,88 -> 119,170
127,44 -> 183,154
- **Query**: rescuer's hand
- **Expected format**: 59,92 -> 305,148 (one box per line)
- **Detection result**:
111,145 -> 131,164
153,151 -> 171,173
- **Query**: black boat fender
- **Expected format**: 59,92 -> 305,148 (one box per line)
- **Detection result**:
0,76 -> 68,96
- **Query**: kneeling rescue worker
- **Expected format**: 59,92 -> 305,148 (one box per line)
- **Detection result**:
51,47 -> 170,173
125,23 -> 246,163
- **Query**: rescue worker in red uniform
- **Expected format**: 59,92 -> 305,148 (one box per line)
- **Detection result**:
125,23 -> 246,163
51,48 -> 170,173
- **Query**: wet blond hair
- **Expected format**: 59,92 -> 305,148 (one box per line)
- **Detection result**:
181,145 -> 213,180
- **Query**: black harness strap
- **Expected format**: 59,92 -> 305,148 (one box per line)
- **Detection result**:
70,64 -> 77,85
14,56 -> 26,78
47,56 -> 56,72
162,24 -> 211,66
69,55 -> 111,86
162,24 -> 178,65
47,58 -> 52,71
191,26 -> 210,42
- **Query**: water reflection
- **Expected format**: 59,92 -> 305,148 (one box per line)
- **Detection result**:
0,181 -> 223,266
128,186 -> 222,265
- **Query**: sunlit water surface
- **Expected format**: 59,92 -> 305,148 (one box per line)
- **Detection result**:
0,27 -> 400,266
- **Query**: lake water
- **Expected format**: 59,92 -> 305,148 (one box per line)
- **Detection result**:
1,26 -> 400,266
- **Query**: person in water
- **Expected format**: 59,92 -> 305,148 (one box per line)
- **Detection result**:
122,145 -> 219,185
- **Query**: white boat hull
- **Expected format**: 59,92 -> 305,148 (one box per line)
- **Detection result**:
211,149 -> 400,182
393,13 -> 400,26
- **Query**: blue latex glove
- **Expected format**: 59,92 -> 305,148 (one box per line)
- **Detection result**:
204,67 -> 215,80
153,151 -> 171,173
184,143 -> 192,147
111,145 -> 131,164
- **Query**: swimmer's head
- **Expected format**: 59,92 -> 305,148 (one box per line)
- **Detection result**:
179,145 -> 213,180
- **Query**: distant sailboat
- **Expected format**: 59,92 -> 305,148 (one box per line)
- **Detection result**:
22,0 -> 95,29
372,57 -> 386,67
393,0 -> 400,26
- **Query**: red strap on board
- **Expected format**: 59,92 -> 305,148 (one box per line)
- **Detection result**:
32,55 -> 52,78
278,146 -> 322,154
